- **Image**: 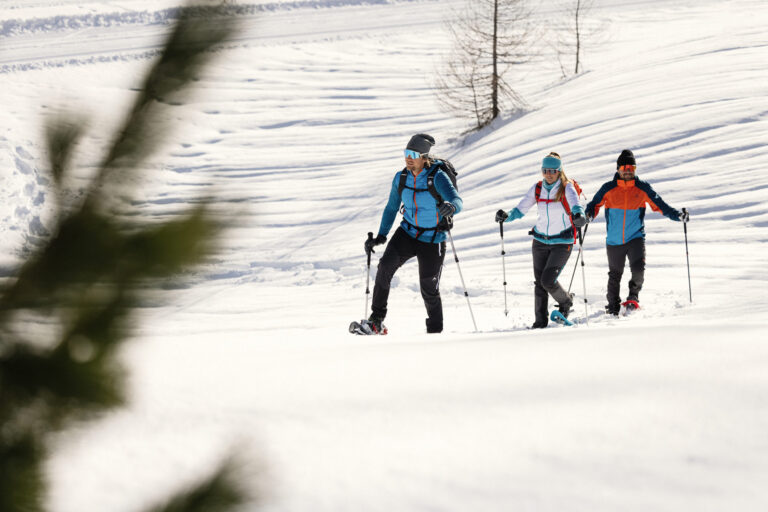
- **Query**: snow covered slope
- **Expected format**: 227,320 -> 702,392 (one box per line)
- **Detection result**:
1,0 -> 767,511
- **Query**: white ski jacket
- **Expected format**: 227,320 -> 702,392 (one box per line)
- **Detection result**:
509,180 -> 582,245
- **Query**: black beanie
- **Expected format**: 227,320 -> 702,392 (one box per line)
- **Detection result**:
406,133 -> 435,155
617,149 -> 636,168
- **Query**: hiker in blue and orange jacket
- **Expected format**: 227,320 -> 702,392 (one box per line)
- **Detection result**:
362,133 -> 463,334
585,149 -> 689,315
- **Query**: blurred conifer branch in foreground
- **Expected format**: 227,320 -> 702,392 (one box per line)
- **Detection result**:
0,3 -> 256,511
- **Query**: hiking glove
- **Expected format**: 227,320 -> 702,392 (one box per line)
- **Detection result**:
364,234 -> 386,254
572,213 -> 587,228
495,209 -> 508,223
502,208 -> 525,223
438,202 -> 456,218
669,209 -> 682,222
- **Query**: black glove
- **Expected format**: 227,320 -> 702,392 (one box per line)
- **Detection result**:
364,234 -> 386,254
681,209 -> 690,223
495,209 -> 508,223
670,209 -> 683,222
572,212 -> 587,228
438,202 -> 456,217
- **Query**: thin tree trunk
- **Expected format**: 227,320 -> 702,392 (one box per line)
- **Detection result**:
491,0 -> 499,120
574,0 -> 582,74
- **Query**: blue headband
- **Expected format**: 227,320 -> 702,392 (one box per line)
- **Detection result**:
542,156 -> 562,170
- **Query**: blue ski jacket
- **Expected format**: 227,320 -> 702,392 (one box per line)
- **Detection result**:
377,162 -> 463,243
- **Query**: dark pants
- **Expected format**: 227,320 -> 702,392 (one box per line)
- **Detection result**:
606,237 -> 646,311
532,240 -> 574,325
371,227 -> 446,332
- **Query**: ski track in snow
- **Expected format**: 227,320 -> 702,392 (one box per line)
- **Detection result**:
2,0 -> 768,511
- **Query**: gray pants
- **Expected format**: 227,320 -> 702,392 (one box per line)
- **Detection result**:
606,237 -> 646,311
532,240 -> 574,325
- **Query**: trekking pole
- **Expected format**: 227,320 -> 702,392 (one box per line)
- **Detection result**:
364,232 -> 373,318
567,189 -> 589,294
447,231 -> 478,332
499,221 -> 509,316
577,227 -> 589,325
682,208 -> 692,303
567,224 -> 588,294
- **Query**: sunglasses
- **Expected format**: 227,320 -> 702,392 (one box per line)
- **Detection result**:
404,149 -> 423,159
541,168 -> 560,175
619,165 -> 636,172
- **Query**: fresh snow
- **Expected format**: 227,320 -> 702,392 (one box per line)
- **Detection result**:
1,0 -> 768,511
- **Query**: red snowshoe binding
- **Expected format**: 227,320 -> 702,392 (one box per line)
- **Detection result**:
621,299 -> 640,316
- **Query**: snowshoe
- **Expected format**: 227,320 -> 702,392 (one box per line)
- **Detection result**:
621,300 -> 640,316
550,310 -> 574,326
349,318 -> 388,335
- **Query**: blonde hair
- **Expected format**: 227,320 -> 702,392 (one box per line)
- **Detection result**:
546,152 -> 573,201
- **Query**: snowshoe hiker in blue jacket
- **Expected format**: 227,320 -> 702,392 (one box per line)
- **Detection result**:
585,149 -> 688,315
495,152 -> 586,328
363,133 -> 463,334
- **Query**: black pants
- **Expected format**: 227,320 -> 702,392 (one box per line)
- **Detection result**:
532,240 -> 574,325
371,227 -> 446,332
606,237 -> 646,310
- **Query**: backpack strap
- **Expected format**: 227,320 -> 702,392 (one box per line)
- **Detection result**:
426,166 -> 443,204
398,165 -> 444,204
401,218 -> 441,241
397,168 -> 408,196
428,164 -> 455,233
562,194 -> 576,243
561,180 -> 587,243
397,167 -> 433,196
535,181 -> 558,204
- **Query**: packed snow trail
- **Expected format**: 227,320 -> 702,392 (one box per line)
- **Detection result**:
0,1 -> 767,511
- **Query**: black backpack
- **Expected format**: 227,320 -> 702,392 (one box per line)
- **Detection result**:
396,159 -> 458,231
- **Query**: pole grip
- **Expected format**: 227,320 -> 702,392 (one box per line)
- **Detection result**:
366,232 -> 373,265
498,221 -> 504,239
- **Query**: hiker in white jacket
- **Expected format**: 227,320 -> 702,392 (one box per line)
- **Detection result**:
495,152 -> 587,328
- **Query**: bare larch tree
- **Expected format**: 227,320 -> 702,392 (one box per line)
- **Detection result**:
435,0 -> 532,131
